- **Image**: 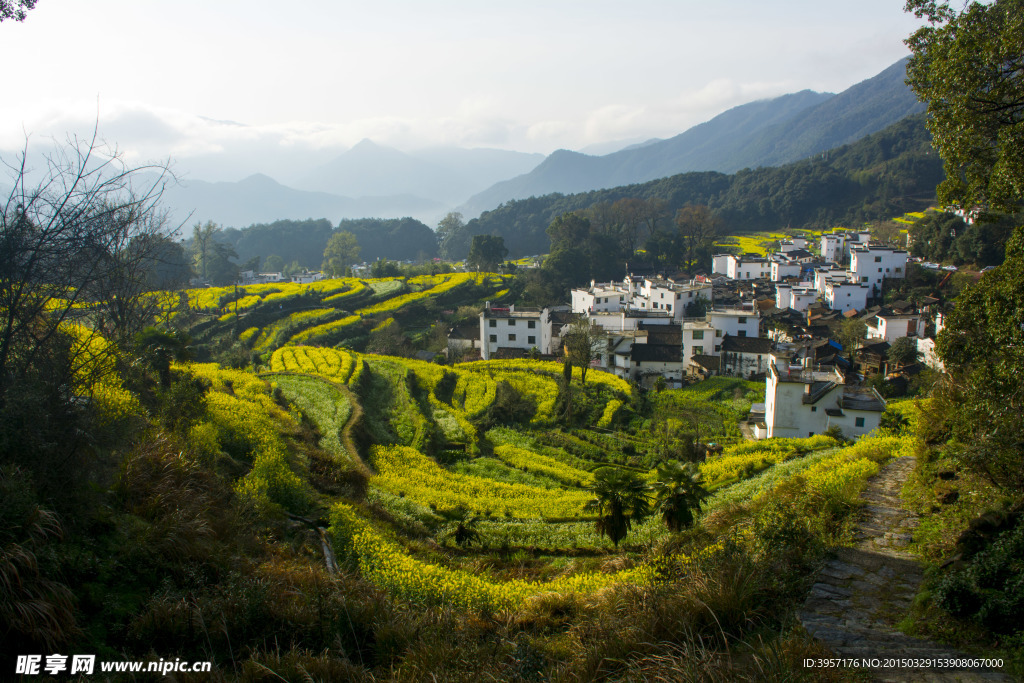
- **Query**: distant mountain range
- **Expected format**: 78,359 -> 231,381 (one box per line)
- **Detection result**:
155,144 -> 542,229
299,141 -> 544,207
3,59 -> 926,232
458,58 -> 924,218
160,173 -> 448,229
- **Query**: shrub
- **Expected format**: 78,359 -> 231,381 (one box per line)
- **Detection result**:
933,515 -> 1024,634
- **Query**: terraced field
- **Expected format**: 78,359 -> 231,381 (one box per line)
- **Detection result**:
197,344 -> 905,612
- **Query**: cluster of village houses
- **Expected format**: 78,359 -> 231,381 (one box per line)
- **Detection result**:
449,231 -> 946,440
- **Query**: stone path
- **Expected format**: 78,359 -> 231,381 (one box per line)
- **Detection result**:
799,456 -> 1013,682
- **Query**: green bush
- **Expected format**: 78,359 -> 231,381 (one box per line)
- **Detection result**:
934,516 -> 1024,634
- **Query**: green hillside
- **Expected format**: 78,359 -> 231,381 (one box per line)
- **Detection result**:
444,115 -> 943,259
4,260 -> 1021,679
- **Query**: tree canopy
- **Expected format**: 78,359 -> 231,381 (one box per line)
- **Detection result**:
935,226 -> 1024,489
467,234 -> 507,272
321,231 -> 361,277
905,0 -> 1024,212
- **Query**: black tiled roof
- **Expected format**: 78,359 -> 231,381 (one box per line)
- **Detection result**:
721,336 -> 773,354
631,343 -> 682,363
689,354 -> 720,370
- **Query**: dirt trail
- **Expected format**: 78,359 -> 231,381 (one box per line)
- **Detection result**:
799,456 -> 1012,682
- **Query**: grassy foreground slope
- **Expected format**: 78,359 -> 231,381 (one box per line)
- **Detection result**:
5,272 -> 960,681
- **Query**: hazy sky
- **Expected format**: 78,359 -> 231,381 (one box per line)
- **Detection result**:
1,0 -> 925,162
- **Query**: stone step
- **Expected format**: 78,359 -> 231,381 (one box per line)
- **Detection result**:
799,456 -> 1013,682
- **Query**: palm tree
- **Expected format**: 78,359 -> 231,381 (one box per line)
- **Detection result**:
135,327 -> 192,389
443,515 -> 482,548
652,460 -> 709,532
586,467 -> 651,550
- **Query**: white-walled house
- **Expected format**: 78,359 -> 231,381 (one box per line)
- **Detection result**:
447,324 -> 482,358
763,355 -> 886,439
820,234 -> 846,264
819,230 -> 871,265
723,254 -> 772,280
708,308 -> 759,339
824,280 -> 870,313
719,335 -> 773,378
814,265 -> 848,294
632,278 -> 713,319
712,254 -> 733,275
586,310 -> 674,332
681,308 -> 760,359
571,280 -> 629,314
849,246 -> 909,296
865,313 -> 926,344
776,284 -> 818,312
770,260 -> 804,281
291,271 -> 326,284
682,320 -> 716,359
480,304 -> 553,359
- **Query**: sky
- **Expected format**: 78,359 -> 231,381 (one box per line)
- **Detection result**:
0,0 -> 926,166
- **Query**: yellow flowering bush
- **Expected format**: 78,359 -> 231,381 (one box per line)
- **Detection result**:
596,399 -> 623,428
458,359 -> 633,396
369,445 -> 590,518
700,435 -> 839,487
492,445 -> 594,487
270,347 -> 356,384
176,363 -> 309,512
329,503 -> 653,611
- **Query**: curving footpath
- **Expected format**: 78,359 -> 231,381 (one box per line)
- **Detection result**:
799,456 -> 1012,682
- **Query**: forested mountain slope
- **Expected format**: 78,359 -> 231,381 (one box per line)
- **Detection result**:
445,114 -> 942,258
460,58 -> 923,218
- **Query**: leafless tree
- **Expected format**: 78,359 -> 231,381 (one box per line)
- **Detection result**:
0,130 -> 179,403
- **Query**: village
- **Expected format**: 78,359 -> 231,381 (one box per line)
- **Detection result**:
449,231 -> 947,441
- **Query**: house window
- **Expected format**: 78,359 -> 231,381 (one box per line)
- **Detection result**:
666,304 -> 672,312
714,345 -> 721,352
508,319 -> 516,326
878,268 -> 883,273
528,336 -> 536,345
861,276 -> 869,282
874,256 -> 882,262
693,330 -> 704,340
489,334 -> 497,342
738,330 -> 747,337
489,320 -> 496,328
895,267 -> 902,273
738,317 -> 747,323
692,346 -> 703,355
716,330 -> 723,337
855,417 -> 865,427
811,406 -> 817,412
508,334 -> 516,341
528,320 -> 536,329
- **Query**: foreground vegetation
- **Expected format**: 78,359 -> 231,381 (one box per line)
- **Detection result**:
3,270 -> 954,680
